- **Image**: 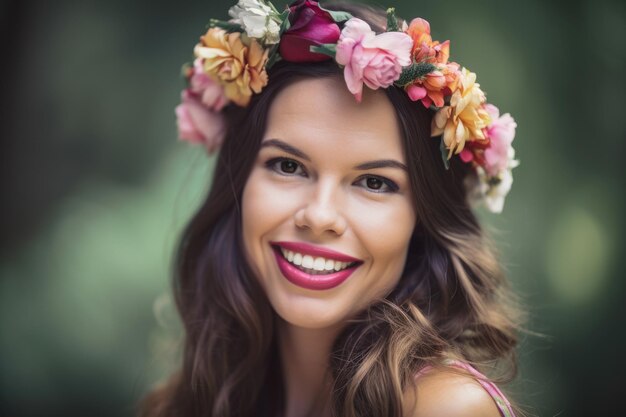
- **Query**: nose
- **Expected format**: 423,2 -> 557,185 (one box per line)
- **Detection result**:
294,178 -> 347,237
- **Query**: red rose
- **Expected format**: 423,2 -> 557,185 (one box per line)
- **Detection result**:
279,0 -> 341,62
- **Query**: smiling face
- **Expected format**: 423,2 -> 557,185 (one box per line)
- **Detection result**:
241,76 -> 417,330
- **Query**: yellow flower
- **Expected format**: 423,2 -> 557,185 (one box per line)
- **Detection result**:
194,28 -> 269,106
431,68 -> 491,156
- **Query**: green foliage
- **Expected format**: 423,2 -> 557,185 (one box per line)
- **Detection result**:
395,62 -> 438,86
310,43 -> 337,58
208,19 -> 244,33
318,3 -> 352,22
266,46 -> 282,69
279,8 -> 291,32
386,8 -> 400,32
439,138 -> 451,170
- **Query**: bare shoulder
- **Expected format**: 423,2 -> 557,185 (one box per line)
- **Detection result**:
403,368 -> 502,417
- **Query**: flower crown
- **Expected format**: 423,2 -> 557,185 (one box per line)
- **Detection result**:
175,0 -> 519,213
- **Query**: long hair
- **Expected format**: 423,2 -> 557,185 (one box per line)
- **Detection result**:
139,3 -> 523,416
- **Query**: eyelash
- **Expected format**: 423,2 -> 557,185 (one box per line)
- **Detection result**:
354,176 -> 399,193
264,157 -> 399,193
265,157 -> 307,177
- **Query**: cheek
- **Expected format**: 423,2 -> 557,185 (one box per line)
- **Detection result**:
241,169 -> 299,256
242,173 -> 270,253
349,196 -> 415,282
350,197 -> 415,253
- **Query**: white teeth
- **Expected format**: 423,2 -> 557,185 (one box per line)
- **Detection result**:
313,257 -> 326,271
324,259 -> 335,271
279,247 -> 355,274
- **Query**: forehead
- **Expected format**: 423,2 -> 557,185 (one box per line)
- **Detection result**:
264,76 -> 405,160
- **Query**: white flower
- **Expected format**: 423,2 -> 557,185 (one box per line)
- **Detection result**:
481,168 -> 513,213
228,0 -> 281,45
465,143 -> 518,213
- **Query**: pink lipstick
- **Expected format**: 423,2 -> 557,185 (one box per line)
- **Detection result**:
270,242 -> 362,290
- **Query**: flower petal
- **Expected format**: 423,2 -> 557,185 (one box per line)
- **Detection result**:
361,32 -> 413,66
407,84 -> 427,101
340,18 -> 374,42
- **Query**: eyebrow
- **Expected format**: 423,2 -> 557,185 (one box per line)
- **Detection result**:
354,160 -> 408,172
261,138 -> 310,161
261,138 -> 408,172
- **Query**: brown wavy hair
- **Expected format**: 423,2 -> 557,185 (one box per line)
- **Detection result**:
139,3 -> 524,416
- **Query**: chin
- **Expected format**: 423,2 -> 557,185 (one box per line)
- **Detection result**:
271,295 -> 351,330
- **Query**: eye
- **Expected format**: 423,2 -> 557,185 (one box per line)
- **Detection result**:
354,175 -> 399,193
265,157 -> 307,177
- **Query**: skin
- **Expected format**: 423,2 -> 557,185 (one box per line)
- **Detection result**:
241,76 -> 501,417
405,370 -> 503,417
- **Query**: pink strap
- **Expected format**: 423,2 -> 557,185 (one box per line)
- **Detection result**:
416,360 -> 515,417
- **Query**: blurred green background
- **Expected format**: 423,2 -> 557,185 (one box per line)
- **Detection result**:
1,0 -> 624,415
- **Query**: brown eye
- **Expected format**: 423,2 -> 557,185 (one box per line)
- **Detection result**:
280,160 -> 299,174
366,177 -> 383,190
354,175 -> 399,193
265,157 -> 306,177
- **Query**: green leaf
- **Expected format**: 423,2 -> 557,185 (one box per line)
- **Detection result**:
326,9 -> 353,22
265,45 -> 282,69
279,9 -> 291,34
386,8 -> 399,32
208,19 -> 244,33
439,138 -> 451,170
395,62 -> 438,86
267,0 -> 281,15
318,3 -> 353,22
310,43 -> 337,58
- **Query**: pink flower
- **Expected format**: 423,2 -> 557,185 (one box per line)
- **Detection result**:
189,58 -> 229,110
406,61 -> 460,108
175,89 -> 226,153
459,148 -> 474,163
406,70 -> 446,107
279,0 -> 341,62
483,103 -> 517,176
335,18 -> 412,102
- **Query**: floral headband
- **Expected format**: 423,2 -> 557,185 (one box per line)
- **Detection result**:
175,0 -> 519,213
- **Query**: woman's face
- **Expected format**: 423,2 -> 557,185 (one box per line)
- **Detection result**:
241,76 -> 416,330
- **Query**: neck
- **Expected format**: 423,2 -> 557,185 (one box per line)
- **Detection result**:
277,317 -> 344,417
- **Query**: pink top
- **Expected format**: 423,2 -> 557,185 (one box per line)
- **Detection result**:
417,359 -> 515,417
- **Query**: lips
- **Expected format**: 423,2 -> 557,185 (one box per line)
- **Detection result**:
270,241 -> 362,290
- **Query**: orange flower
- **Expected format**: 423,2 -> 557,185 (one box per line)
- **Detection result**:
406,18 -> 450,65
404,18 -> 457,108
431,68 -> 491,156
442,62 -> 460,92
194,28 -> 269,106
406,62 -> 460,108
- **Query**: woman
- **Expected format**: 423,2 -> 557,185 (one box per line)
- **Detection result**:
141,1 -> 523,416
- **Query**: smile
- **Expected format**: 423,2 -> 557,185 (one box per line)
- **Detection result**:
278,247 -> 356,275
270,241 -> 363,290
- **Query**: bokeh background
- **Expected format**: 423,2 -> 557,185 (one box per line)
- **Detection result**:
1,0 -> 624,415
